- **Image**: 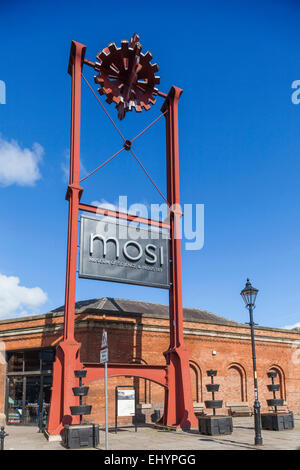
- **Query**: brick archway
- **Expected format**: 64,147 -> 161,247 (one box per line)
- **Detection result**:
80,369 -> 167,426
132,358 -> 152,405
83,363 -> 168,389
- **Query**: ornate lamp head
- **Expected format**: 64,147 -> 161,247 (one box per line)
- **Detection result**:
240,278 -> 259,308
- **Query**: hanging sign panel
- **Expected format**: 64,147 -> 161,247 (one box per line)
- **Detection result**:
100,348 -> 108,363
79,215 -> 170,289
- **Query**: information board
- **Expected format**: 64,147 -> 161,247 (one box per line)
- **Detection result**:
117,389 -> 136,417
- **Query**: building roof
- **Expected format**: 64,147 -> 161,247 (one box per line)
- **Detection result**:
0,297 -> 299,336
51,297 -> 242,327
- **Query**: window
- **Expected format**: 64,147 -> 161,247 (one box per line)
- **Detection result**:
6,348 -> 55,426
24,350 -> 40,372
7,348 -> 55,373
40,349 -> 55,371
7,352 -> 24,373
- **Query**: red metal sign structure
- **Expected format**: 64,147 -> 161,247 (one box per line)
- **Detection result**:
47,35 -> 198,437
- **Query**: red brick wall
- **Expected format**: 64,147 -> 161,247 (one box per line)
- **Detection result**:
0,311 -> 299,426
82,375 -> 166,427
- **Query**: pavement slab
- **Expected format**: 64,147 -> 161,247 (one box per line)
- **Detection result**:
2,416 -> 300,450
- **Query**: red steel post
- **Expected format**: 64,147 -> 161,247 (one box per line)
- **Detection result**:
63,40 -> 86,342
161,86 -> 198,429
47,41 -> 86,436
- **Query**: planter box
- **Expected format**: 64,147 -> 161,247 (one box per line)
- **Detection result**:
204,400 -> 223,409
206,384 -> 220,393
74,370 -> 87,378
266,399 -> 284,407
261,412 -> 294,431
70,405 -> 92,416
207,370 -> 217,377
63,424 -> 99,449
267,384 -> 280,392
72,386 -> 89,396
198,415 -> 233,435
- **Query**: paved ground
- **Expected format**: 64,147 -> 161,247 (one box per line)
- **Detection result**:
3,416 -> 300,450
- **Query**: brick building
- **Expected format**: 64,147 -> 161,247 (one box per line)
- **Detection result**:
0,297 -> 299,427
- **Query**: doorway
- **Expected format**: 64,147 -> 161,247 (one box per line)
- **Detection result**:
6,348 -> 55,426
7,375 -> 52,426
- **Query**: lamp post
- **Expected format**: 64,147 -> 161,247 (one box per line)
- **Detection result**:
240,278 -> 263,446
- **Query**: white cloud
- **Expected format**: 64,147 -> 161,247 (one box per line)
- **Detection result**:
0,273 -> 48,319
91,199 -> 119,211
0,136 -> 43,187
283,322 -> 300,330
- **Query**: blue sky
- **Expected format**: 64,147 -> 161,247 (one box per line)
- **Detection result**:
0,0 -> 300,328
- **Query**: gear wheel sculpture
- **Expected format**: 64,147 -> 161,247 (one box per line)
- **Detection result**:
94,33 -> 160,120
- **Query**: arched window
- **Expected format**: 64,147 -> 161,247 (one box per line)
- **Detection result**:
189,361 -> 202,403
132,357 -> 151,404
226,363 -> 247,402
268,365 -> 286,400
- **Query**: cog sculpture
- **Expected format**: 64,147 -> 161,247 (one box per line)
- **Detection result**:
94,33 -> 160,120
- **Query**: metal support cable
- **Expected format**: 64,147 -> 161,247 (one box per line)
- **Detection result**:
131,110 -> 168,144
81,72 -> 168,203
80,147 -> 125,182
129,149 -> 168,205
82,74 -> 126,142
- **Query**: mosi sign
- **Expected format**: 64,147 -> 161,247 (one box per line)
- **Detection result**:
79,215 -> 170,289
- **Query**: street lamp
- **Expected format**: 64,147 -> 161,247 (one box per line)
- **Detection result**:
240,278 -> 263,446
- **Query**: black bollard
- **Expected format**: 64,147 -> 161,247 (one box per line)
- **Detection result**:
0,426 -> 8,450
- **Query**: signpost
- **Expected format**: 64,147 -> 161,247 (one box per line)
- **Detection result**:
100,330 -> 108,450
